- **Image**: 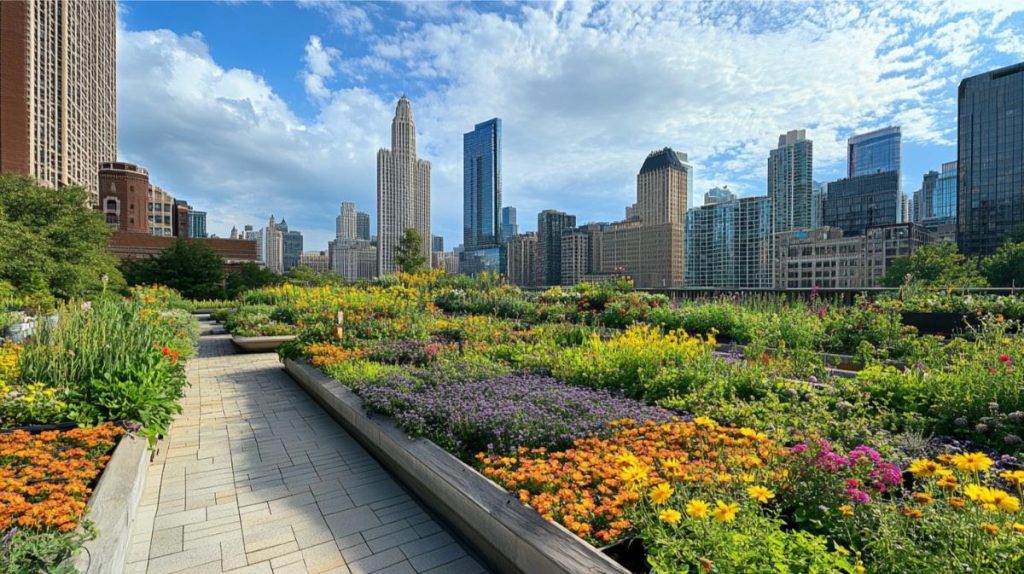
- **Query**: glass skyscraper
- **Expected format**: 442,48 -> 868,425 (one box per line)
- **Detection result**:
934,161 -> 957,221
501,206 -> 518,242
958,62 -> 1024,255
823,171 -> 900,236
463,118 -> 502,252
768,130 -> 813,234
847,126 -> 901,177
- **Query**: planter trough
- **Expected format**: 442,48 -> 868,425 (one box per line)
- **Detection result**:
285,358 -> 629,574
69,434 -> 151,574
900,311 -> 974,336
230,334 -> 296,352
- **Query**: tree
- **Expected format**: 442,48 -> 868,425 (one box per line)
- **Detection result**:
283,265 -> 345,287
982,240 -> 1024,287
0,174 -> 124,300
122,238 -> 225,299
881,241 -> 987,288
393,227 -> 427,273
225,262 -> 282,298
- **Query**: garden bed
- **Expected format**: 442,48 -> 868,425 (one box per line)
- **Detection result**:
69,433 -> 151,574
231,334 -> 297,352
284,358 -> 629,574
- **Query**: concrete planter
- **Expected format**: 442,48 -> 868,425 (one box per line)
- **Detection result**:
285,358 -> 629,574
230,334 -> 296,352
71,434 -> 151,574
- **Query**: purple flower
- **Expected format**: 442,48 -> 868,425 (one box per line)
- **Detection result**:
845,489 -> 871,504
872,463 -> 902,486
1,527 -> 17,546
791,443 -> 809,455
847,445 -> 882,466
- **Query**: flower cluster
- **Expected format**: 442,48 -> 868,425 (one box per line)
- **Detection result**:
478,417 -> 784,543
0,424 -> 123,533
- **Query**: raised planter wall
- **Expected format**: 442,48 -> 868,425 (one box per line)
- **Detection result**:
71,434 -> 150,574
284,358 -> 629,574
230,334 -> 296,352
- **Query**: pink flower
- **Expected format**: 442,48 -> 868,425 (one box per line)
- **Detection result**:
791,443 -> 809,455
845,489 -> 871,504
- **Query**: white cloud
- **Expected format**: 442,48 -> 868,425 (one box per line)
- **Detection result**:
118,1 -> 1024,249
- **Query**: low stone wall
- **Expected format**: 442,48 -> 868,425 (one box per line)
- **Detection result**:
284,358 -> 629,574
71,434 -> 150,574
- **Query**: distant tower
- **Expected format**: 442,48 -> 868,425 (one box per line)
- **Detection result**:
230,226 -> 239,240
636,148 -> 690,225
377,96 -> 431,275
768,130 -> 813,234
265,215 -> 284,273
337,202 -> 357,240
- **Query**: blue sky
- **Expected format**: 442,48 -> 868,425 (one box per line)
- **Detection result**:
116,1 -> 1024,251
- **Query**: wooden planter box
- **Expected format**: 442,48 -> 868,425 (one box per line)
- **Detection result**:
70,434 -> 151,573
230,334 -> 296,352
285,358 -> 629,574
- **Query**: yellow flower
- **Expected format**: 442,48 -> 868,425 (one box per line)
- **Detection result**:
909,459 -> 945,478
1013,523 -> 1024,534
661,458 -> 682,474
649,483 -> 674,505
950,497 -> 966,508
981,522 -> 1000,536
1002,470 -> 1024,487
685,499 -> 710,519
747,485 -> 775,504
693,416 -> 716,429
952,452 -> 994,473
964,484 -> 986,501
620,463 -> 650,490
912,492 -> 934,505
839,505 -> 854,516
713,501 -> 739,523
659,508 -> 682,525
901,506 -> 923,519
936,475 -> 958,490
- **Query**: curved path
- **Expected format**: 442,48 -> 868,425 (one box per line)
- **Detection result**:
125,323 -> 487,574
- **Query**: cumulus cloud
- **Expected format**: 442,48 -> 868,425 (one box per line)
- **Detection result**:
117,1 -> 1024,249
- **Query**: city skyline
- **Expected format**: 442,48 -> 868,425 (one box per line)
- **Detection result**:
111,2 -> 1024,250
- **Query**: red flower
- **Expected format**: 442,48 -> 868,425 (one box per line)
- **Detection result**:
1000,354 -> 1012,364
817,307 -> 828,319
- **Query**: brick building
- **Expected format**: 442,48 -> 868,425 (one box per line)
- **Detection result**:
98,162 -> 150,233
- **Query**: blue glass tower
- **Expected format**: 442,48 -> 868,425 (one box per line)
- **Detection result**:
847,126 -> 901,177
462,118 -> 503,274
463,118 -> 502,251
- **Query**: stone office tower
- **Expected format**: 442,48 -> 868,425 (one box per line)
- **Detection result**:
0,0 -> 117,205
377,96 -> 431,275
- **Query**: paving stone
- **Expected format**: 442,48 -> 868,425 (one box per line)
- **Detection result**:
407,543 -> 467,572
347,547 -> 407,574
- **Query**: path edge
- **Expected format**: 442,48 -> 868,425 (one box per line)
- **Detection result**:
71,433 -> 150,574
284,358 -> 629,574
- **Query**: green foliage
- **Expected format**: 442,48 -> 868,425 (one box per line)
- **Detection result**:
0,525 -> 92,574
393,227 -> 427,273
224,306 -> 296,337
0,173 -> 124,300
283,264 -> 345,288
881,241 -> 987,288
121,238 -> 226,299
982,240 -> 1024,287
226,262 -> 282,299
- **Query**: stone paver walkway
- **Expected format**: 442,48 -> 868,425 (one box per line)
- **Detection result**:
125,325 -> 486,574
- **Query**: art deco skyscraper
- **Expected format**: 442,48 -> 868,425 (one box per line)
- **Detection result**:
768,130 -> 813,234
337,201 -> 357,241
0,0 -> 117,205
377,96 -> 431,275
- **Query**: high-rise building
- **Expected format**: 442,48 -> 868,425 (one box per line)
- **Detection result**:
958,62 -> 1024,255
431,235 -> 444,253
463,118 -> 502,250
636,148 -> 690,226
299,251 -> 329,273
501,206 -> 518,241
0,0 -> 117,205
536,209 -> 576,286
377,96 -> 431,275
848,126 -> 902,178
337,202 -> 357,240
811,181 -> 828,229
242,225 -> 265,263
912,171 -> 939,223
506,232 -> 537,286
172,200 -> 190,237
265,216 -> 284,273
188,209 -> 208,238
147,186 -> 174,237
768,130 -> 814,234
934,161 -> 957,222
823,171 -> 900,237
685,195 -> 772,288
98,162 -> 149,233
356,211 -> 371,241
333,241 -> 377,281
598,219 -> 684,288
277,219 -> 303,272
704,186 -> 735,206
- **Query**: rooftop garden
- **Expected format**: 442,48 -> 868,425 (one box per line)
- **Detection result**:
254,270 -> 1024,573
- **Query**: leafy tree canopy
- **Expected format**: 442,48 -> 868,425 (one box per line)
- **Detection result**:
393,228 -> 427,274
0,174 -> 124,301
982,240 -> 1024,287
226,262 -> 282,299
283,265 -> 345,288
881,241 -> 987,288
122,238 -> 225,299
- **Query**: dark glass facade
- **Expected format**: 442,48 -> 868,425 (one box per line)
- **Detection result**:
822,171 -> 900,237
463,118 -> 502,251
848,126 -> 901,177
537,209 -> 576,285
958,62 -> 1024,256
